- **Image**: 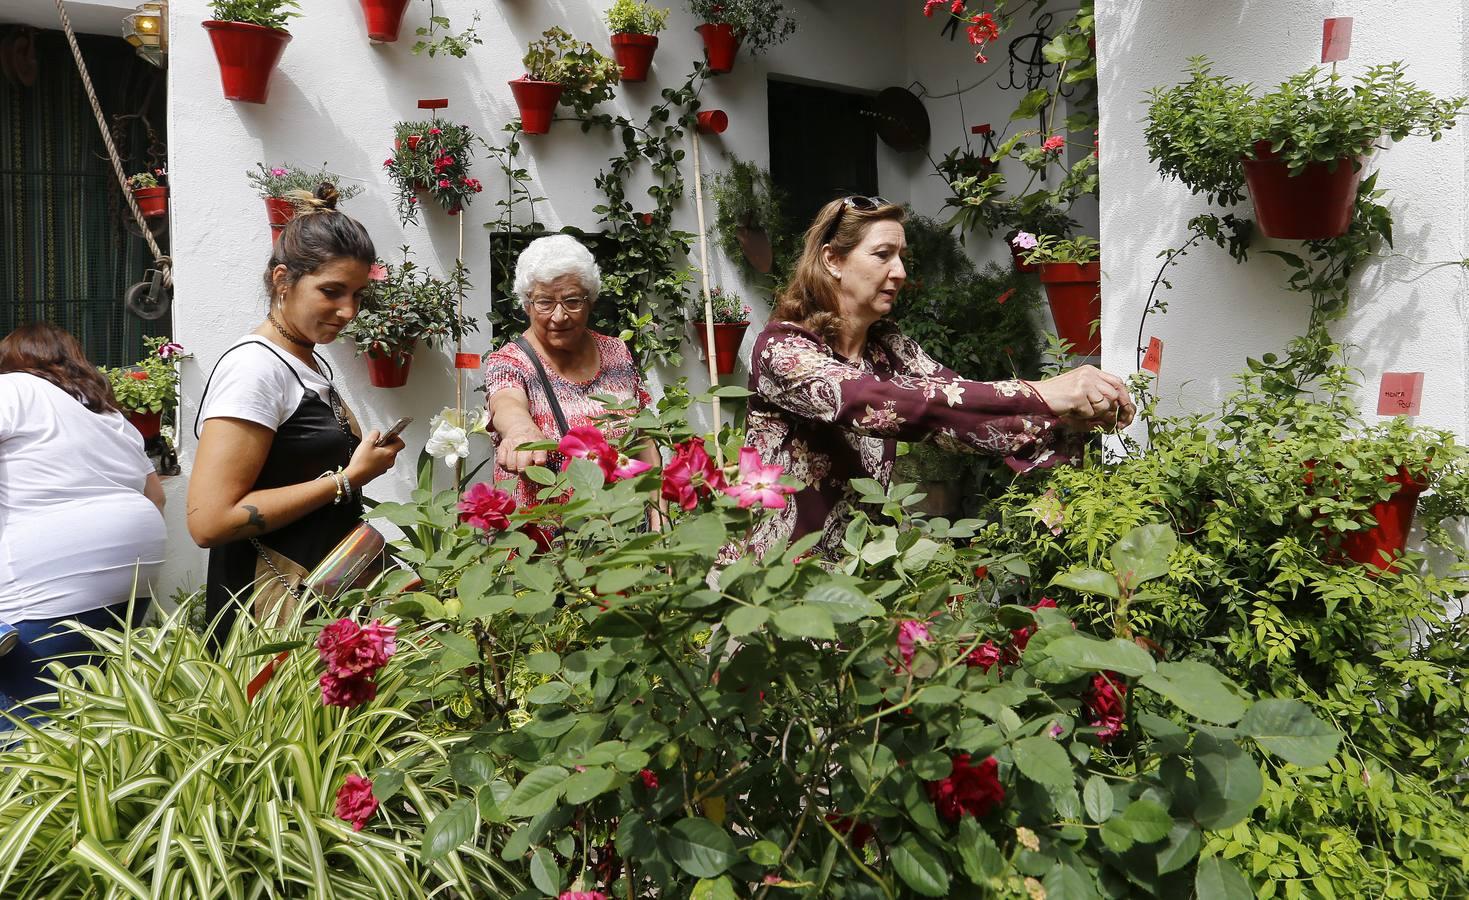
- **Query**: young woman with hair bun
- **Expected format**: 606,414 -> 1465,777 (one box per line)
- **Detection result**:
188,184 -> 404,638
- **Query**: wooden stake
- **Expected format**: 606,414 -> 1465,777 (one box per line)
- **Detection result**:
691,127 -> 724,466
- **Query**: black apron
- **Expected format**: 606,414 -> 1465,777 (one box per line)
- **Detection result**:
197,341 -> 362,636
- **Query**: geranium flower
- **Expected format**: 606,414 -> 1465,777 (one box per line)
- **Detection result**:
157,341 -> 185,359
368,263 -> 388,282
721,447 -> 796,510
1011,231 -> 1039,250
429,127 -> 443,136
271,167 -> 288,176
1085,672 -> 1128,742
559,425 -> 617,479
1042,134 -> 1066,153
661,438 -> 726,510
922,0 -> 945,15
426,417 -> 470,467
924,754 -> 1004,822
319,671 -> 378,707
458,482 -> 516,531
316,618 -> 396,679
896,619 -> 930,667
335,774 -> 379,831
383,157 -> 395,168
437,179 -> 452,189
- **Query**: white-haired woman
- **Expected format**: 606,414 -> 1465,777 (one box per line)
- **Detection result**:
484,235 -> 657,509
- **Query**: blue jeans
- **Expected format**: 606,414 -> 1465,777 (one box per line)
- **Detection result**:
0,601 -> 147,728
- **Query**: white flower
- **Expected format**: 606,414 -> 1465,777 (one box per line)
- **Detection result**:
425,417 -> 470,466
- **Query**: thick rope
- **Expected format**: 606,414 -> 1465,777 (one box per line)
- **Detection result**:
54,0 -> 172,283
691,128 -> 723,466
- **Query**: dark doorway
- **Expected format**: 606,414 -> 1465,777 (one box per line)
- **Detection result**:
767,79 -> 879,229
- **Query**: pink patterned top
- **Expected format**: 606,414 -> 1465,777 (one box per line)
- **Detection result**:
483,332 -> 652,509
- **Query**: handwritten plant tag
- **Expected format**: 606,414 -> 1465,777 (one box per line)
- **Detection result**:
1321,17 -> 1353,63
455,352 -> 482,370
1377,371 -> 1424,416
1141,337 -> 1163,375
1033,489 -> 1065,536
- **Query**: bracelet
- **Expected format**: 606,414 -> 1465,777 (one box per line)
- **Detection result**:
340,470 -> 354,504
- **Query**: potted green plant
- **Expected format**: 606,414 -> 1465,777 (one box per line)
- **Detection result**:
383,121 -> 483,225
1002,202 -> 1074,273
358,0 -> 410,42
1020,234 -> 1100,356
707,155 -> 798,281
246,162 -> 362,240
692,285 -> 751,375
605,0 -> 669,83
103,337 -> 189,439
201,0 -> 300,104
511,26 -> 621,134
1145,58 -> 1466,240
686,0 -> 797,74
345,250 -> 478,388
126,168 -> 168,219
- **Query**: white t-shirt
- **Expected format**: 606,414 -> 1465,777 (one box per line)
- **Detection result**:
0,372 -> 166,621
198,336 -> 336,431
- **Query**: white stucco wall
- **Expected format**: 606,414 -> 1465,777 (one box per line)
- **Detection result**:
1096,1 -> 1469,439
159,1 -> 1025,596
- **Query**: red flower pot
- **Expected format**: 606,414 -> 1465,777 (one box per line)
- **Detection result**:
696,23 -> 740,74
201,20 -> 292,104
265,196 -> 296,241
1011,248 -> 1038,274
132,186 -> 168,219
1338,466 -> 1427,572
366,347 -> 414,388
695,322 -> 749,375
126,411 -> 162,440
1240,140 -> 1363,241
509,78 -> 564,135
358,0 -> 411,42
1039,262 -> 1101,356
696,110 -> 728,135
610,32 -> 658,82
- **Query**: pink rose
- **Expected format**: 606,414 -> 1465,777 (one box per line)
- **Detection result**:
335,774 -> 379,831
316,618 -> 396,679
558,425 -> 617,480
458,483 -> 516,532
661,438 -> 726,511
612,454 -> 652,481
721,447 -> 796,510
897,619 -> 930,667
319,671 -> 378,707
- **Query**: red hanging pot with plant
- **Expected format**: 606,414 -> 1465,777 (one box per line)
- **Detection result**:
509,77 -> 564,134
366,344 -> 415,388
265,197 -> 296,240
695,322 -> 748,375
358,0 -> 411,42
132,186 -> 168,219
126,411 -> 162,440
696,110 -> 728,134
1039,262 -> 1101,355
1240,141 -> 1363,240
201,20 -> 292,104
696,23 -> 740,74
610,33 -> 658,82
1337,466 -> 1427,572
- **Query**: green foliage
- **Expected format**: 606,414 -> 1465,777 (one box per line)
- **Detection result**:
685,0 -> 797,55
411,0 -> 482,59
694,286 -> 750,324
245,161 -> 362,202
345,249 -> 478,356
0,600 -> 519,897
385,119 -> 484,225
522,26 -> 622,117
605,0 -> 670,35
208,0 -> 298,30
1020,234 -> 1099,266
103,335 -> 187,414
706,155 -> 800,286
125,169 -> 160,189
1145,57 -> 1467,207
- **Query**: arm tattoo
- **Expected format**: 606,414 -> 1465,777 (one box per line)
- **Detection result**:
231,504 -> 268,535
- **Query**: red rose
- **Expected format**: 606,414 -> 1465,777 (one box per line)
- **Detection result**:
924,754 -> 1004,822
335,774 -> 379,831
1085,672 -> 1128,743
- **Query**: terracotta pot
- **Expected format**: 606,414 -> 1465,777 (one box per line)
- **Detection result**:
1010,248 -> 1038,274
610,32 -> 658,82
265,196 -> 296,240
1039,261 -> 1101,355
201,20 -> 292,104
358,0 -> 411,42
1338,466 -> 1427,572
132,186 -> 168,219
694,322 -> 748,375
126,410 -> 161,440
696,23 -> 740,74
696,109 -> 728,134
1240,140 -> 1363,240
366,347 -> 414,388
509,77 -> 564,135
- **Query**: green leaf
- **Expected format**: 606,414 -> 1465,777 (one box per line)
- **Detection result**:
421,797 -> 476,862
1043,634 -> 1156,677
957,816 -> 1004,884
1139,661 -> 1247,725
802,583 -> 885,623
746,840 -> 782,867
772,604 -> 836,640
674,513 -> 726,553
1120,799 -> 1172,843
723,605 -> 769,636
1195,856 -> 1252,900
1013,735 -> 1074,787
526,651 -> 561,675
666,818 -> 739,878
504,766 -> 569,818
525,682 -> 571,704
1012,87 -> 1052,121
456,563 -> 498,608
372,767 -> 405,802
1192,735 -> 1263,829
450,751 -> 494,787
1043,858 -> 1099,900
1050,569 -> 1120,599
434,631 -> 480,664
562,766 -> 617,804
1083,775 -> 1113,823
1109,524 -> 1176,590
891,836 -> 950,897
530,846 -> 562,896
1156,821 -> 1202,875
1237,698 -> 1341,766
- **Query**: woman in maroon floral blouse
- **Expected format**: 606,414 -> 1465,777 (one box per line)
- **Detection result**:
746,197 -> 1133,559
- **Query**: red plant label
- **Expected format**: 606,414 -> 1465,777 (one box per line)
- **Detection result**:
455,352 -> 482,370
1321,17 -> 1352,63
1377,371 -> 1423,416
971,123 -> 992,134
1141,337 -> 1163,375
417,98 -> 449,109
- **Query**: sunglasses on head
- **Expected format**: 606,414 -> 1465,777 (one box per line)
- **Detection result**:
821,195 -> 890,245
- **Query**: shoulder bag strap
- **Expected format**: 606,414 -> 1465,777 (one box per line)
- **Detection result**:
193,339 -> 311,439
514,337 -> 571,437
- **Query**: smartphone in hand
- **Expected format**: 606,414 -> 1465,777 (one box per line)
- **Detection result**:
374,416 -> 412,447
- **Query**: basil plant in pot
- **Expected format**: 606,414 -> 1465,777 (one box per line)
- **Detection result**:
345,250 -> 478,389
686,0 -> 797,73
510,26 -> 621,134
1145,57 -> 1466,240
605,0 -> 669,83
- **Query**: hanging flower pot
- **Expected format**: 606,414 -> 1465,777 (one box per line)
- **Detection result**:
125,410 -> 162,440
610,32 -> 658,82
358,0 -> 411,42
1038,262 -> 1101,356
132,186 -> 168,219
201,20 -> 292,104
1240,141 -> 1363,240
509,77 -> 564,135
696,23 -> 740,74
265,196 -> 296,241
1336,466 -> 1427,572
696,109 -> 728,135
366,345 -> 414,388
694,322 -> 749,375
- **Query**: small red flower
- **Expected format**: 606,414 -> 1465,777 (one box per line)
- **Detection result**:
660,438 -> 726,510
924,754 -> 1004,822
638,768 -> 659,790
1042,134 -> 1066,153
127,371 -> 149,381
1085,672 -> 1128,743
335,774 -> 379,831
965,640 -> 1004,673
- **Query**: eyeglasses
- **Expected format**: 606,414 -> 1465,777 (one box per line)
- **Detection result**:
529,296 -> 590,314
821,195 -> 890,245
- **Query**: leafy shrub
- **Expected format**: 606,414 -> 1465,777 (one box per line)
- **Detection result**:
605,0 -> 670,35
246,161 -> 362,202
103,335 -> 188,414
346,249 -> 478,357
208,0 -> 299,31
686,0 -> 797,55
522,26 -> 621,117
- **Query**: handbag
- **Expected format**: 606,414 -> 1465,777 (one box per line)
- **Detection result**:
250,524 -> 387,625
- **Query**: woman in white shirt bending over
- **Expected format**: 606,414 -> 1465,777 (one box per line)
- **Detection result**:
0,323 -> 166,721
